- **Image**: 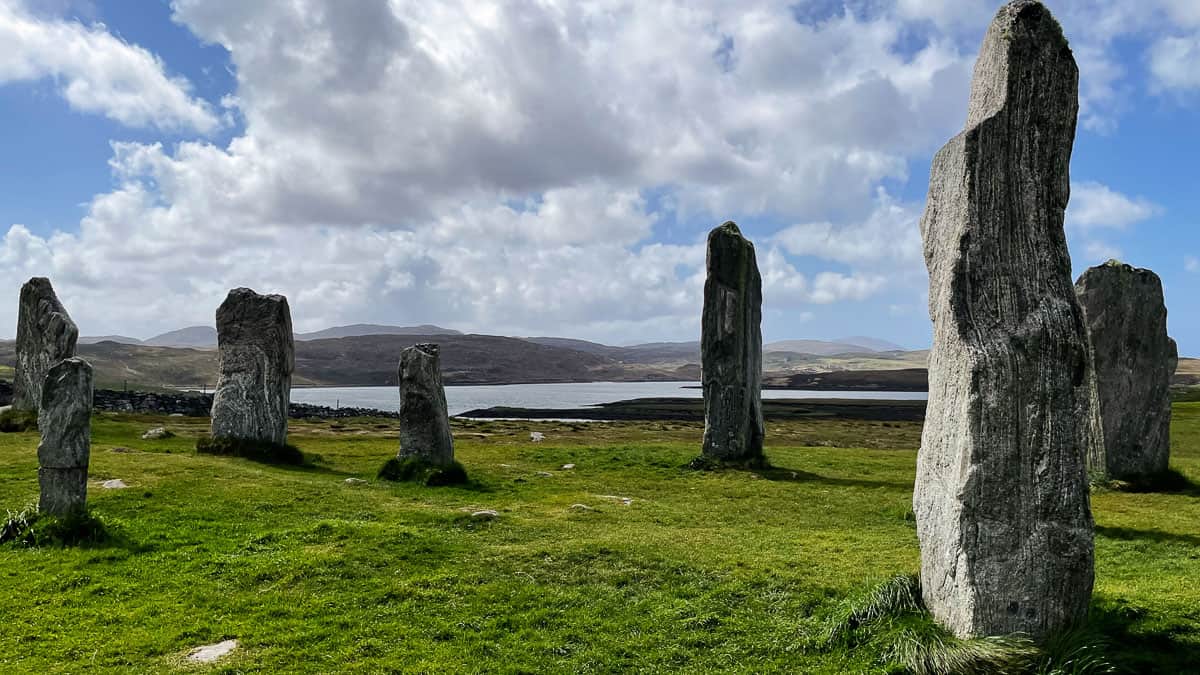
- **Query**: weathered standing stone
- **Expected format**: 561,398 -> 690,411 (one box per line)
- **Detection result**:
397,343 -> 454,465
210,289 -> 294,445
37,358 -> 93,515
14,278 -> 78,412
914,1 -> 1097,639
700,221 -> 764,466
1075,260 -> 1178,479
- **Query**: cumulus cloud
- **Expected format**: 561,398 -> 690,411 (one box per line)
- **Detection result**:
5,0 -> 1188,345
1067,182 -> 1160,230
0,0 -> 219,133
1149,35 -> 1200,92
1186,256 -> 1199,273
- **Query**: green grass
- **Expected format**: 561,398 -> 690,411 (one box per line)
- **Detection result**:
0,408 -> 1197,672
0,409 -> 37,433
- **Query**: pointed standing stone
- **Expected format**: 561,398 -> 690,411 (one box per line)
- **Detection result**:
1075,260 -> 1178,479
699,221 -> 764,466
914,1 -> 1097,639
397,343 -> 454,465
210,288 -> 294,446
37,358 -> 93,516
14,278 -> 78,413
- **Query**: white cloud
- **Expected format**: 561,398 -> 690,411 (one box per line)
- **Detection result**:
1149,35 -> 1200,92
1067,182 -> 1160,230
0,0 -> 219,133
1186,256 -> 1199,273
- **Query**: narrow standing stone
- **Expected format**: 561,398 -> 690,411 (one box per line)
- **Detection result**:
210,288 -> 294,445
700,221 -> 764,466
1075,260 -> 1178,479
38,358 -> 93,515
397,343 -> 454,465
914,0 -> 1097,639
14,278 -> 78,413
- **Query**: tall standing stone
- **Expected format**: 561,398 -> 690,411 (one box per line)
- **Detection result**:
914,1 -> 1097,639
37,358 -> 93,516
397,343 -> 455,465
699,221 -> 764,466
1075,260 -> 1177,479
210,288 -> 294,446
14,278 -> 78,413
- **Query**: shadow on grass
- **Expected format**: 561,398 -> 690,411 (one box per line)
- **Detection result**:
194,435 -> 355,478
1088,596 -> 1200,674
1093,468 -> 1200,496
0,506 -> 150,552
812,577 -> 1200,674
756,465 -> 911,491
1095,525 -> 1200,547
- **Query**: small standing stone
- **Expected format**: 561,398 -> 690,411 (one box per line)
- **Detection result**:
14,278 -> 78,413
210,288 -> 294,445
699,222 -> 765,466
914,0 -> 1097,640
397,343 -> 455,466
1076,260 -> 1178,479
37,358 -> 93,516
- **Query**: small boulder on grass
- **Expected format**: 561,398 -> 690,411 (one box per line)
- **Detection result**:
141,427 -> 174,440
195,435 -> 306,466
378,456 -> 468,486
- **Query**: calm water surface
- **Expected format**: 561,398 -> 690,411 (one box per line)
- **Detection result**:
291,381 -> 927,417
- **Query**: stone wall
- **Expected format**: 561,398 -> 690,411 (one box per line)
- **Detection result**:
91,388 -> 395,420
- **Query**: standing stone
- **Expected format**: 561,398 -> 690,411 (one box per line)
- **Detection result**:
397,343 -> 455,465
14,278 -> 78,413
37,358 -> 93,515
210,288 -> 294,445
1076,260 -> 1178,479
700,221 -> 764,466
914,1 -> 1097,639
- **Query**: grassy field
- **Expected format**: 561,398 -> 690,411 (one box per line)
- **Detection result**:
0,408 -> 1197,673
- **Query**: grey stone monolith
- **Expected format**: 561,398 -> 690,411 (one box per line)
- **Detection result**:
1076,260 -> 1177,479
37,358 -> 93,515
914,0 -> 1097,640
14,278 -> 78,413
210,288 -> 294,445
699,221 -> 764,466
397,343 -> 454,465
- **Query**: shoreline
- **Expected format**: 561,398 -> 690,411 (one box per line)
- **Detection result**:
461,396 -> 926,422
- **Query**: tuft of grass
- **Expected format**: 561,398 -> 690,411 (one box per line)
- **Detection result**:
0,408 -> 38,433
378,456 -> 468,486
813,575 -> 1117,675
195,435 -> 307,465
0,505 -> 111,547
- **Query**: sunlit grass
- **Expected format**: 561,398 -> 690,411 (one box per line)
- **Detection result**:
0,407 -> 1195,672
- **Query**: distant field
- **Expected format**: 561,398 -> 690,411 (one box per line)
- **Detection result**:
0,407 -> 1196,671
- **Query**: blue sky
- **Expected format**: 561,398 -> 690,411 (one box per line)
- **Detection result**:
0,0 -> 1196,354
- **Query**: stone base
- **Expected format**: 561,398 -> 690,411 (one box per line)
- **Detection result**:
38,467 -> 88,516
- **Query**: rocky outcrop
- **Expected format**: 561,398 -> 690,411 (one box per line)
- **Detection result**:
700,222 -> 765,466
14,278 -> 78,412
210,289 -> 294,445
37,358 -> 93,515
397,343 -> 454,465
1076,260 -> 1177,479
914,1 -> 1096,639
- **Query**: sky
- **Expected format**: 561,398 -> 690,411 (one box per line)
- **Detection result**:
0,0 -> 1196,353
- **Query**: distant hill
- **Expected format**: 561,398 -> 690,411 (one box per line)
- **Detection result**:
145,326 -> 218,348
78,335 -> 143,345
835,336 -> 908,352
296,324 -> 461,341
764,339 -> 879,356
